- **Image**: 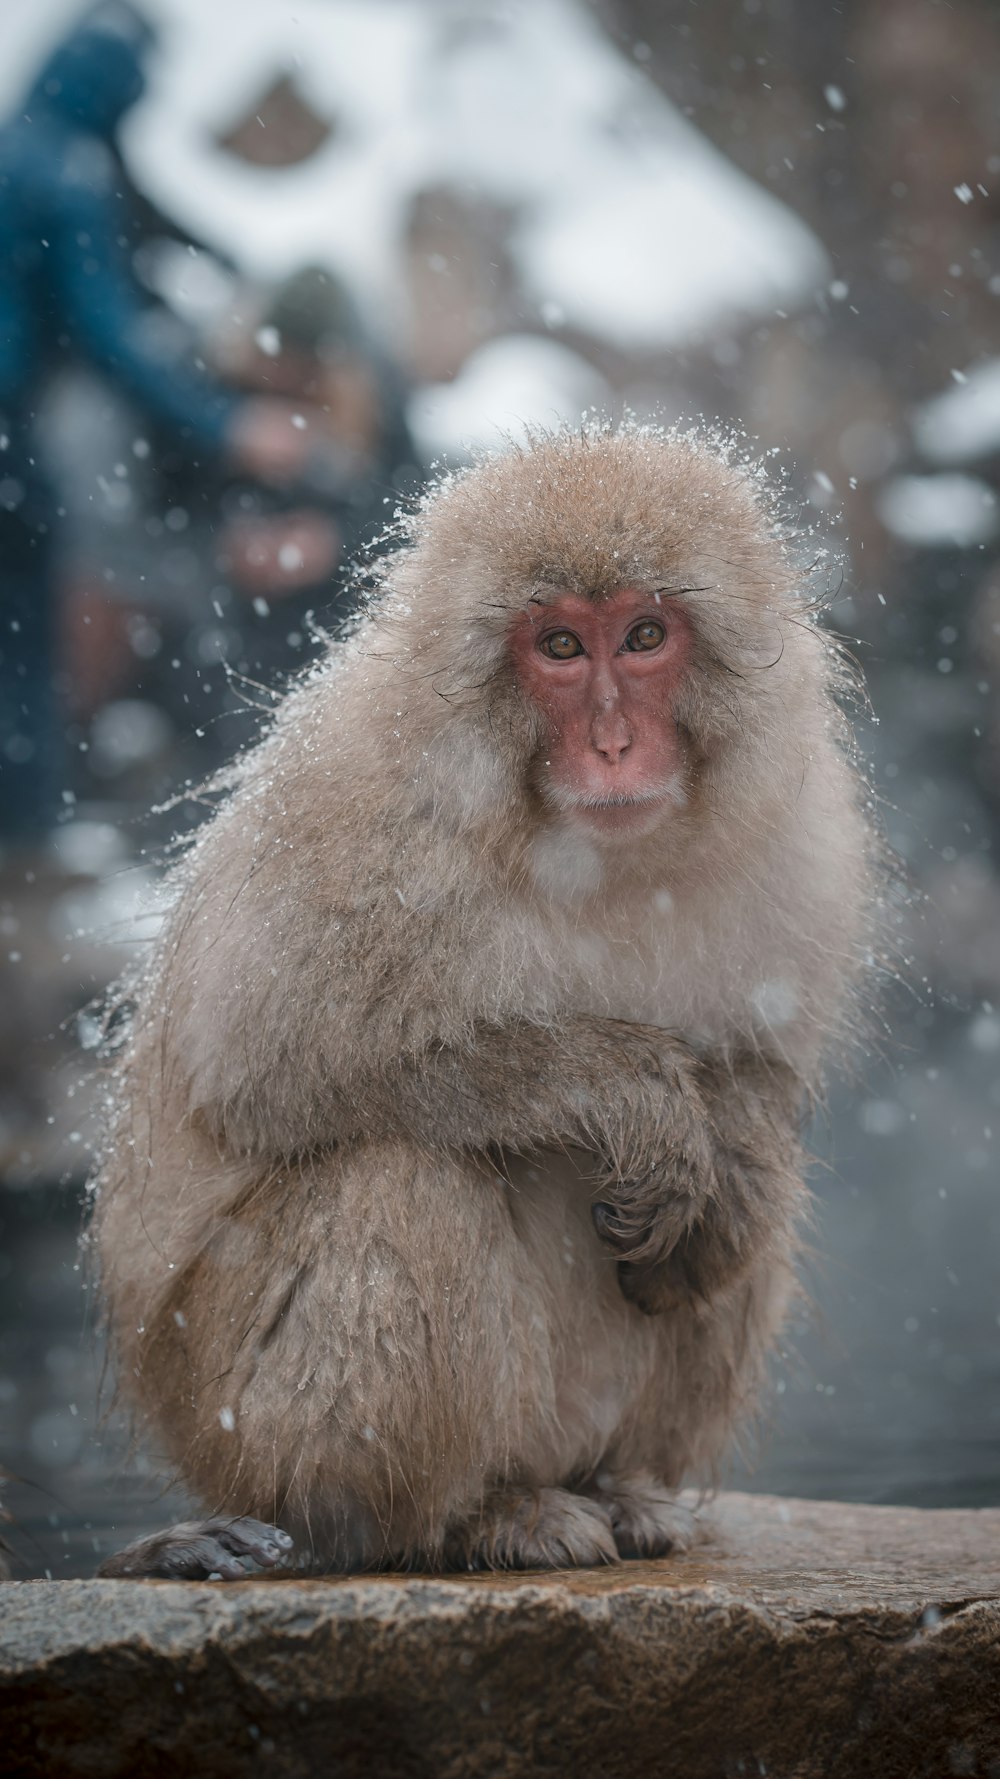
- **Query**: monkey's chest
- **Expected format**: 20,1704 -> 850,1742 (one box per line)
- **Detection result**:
540,923 -> 722,1038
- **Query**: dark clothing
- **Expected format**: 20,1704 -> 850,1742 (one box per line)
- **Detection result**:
0,461 -> 58,838
0,21 -> 238,840
0,25 -> 235,447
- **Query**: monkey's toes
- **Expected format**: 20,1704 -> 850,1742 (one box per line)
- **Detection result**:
97,1516 -> 294,1580
447,1488 -> 619,1571
201,1517 -> 295,1572
603,1479 -> 697,1560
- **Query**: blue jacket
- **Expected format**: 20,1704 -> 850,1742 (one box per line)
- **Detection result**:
0,23 -> 236,450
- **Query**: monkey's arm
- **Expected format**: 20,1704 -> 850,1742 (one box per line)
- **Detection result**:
206,1009 -> 717,1225
599,1052 -> 808,1315
173,856 -> 789,1276
377,1031 -> 807,1305
397,1015 -> 715,1197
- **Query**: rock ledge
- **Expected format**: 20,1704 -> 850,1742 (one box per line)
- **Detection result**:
2,1492 -> 999,1778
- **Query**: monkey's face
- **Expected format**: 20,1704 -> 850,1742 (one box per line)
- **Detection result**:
508,589 -> 692,838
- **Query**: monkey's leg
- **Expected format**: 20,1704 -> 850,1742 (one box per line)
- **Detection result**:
102,1127 -> 716,1577
98,1517 -> 293,1580
431,1147 -> 688,1573
102,1136 -> 551,1573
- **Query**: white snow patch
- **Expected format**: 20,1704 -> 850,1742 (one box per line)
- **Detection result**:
2,0 -> 827,355
876,474 -> 999,547
968,1013 -> 1000,1053
254,324 -> 282,357
859,1099 -> 906,1138
409,335 -> 610,461
52,864 -> 164,954
913,359 -> 1000,466
50,820 -> 130,876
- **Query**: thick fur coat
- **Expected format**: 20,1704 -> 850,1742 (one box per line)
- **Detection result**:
92,427 -> 875,1571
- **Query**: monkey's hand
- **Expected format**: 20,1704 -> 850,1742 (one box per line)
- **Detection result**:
589,1058 -> 719,1281
593,1055 -> 806,1316
591,1150 -> 710,1272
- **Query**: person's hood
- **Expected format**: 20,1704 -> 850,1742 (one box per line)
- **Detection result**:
24,11 -> 156,139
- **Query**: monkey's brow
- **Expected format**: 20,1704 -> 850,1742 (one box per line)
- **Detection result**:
516,584 -> 710,608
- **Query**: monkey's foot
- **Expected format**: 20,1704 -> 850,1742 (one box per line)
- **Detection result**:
97,1517 -> 294,1580
589,1471 -> 698,1559
446,1487 -> 619,1571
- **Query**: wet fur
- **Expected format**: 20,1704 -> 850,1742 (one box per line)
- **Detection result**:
91,426 -> 875,1570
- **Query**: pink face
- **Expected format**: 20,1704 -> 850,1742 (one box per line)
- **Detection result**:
509,589 -> 692,836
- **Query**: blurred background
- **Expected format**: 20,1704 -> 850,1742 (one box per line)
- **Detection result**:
0,0 -> 998,1578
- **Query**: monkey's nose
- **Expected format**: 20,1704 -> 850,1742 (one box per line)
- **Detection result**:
591,717 -> 632,762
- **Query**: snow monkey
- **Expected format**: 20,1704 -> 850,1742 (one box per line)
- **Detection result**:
93,426 -> 874,1579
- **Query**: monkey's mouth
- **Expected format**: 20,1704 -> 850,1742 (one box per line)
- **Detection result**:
551,776 -> 687,812
548,776 -> 687,833
578,788 -> 669,809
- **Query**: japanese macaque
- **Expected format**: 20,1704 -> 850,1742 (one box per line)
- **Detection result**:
93,426 -> 874,1579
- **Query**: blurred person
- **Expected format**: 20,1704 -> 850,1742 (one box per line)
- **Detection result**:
117,261 -> 423,784
0,3 -> 317,857
206,263 -> 420,627
0,4 -> 327,1175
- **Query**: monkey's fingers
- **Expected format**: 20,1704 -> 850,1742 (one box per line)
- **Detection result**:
591,1200 -> 639,1252
591,1196 -> 688,1266
97,1517 -> 294,1580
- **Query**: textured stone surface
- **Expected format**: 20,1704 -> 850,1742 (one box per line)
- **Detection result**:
1,1492 -> 999,1779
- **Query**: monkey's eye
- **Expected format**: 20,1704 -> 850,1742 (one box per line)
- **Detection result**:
623,620 -> 666,652
540,630 -> 585,660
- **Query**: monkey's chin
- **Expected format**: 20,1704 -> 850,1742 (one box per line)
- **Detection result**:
563,791 -> 678,840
